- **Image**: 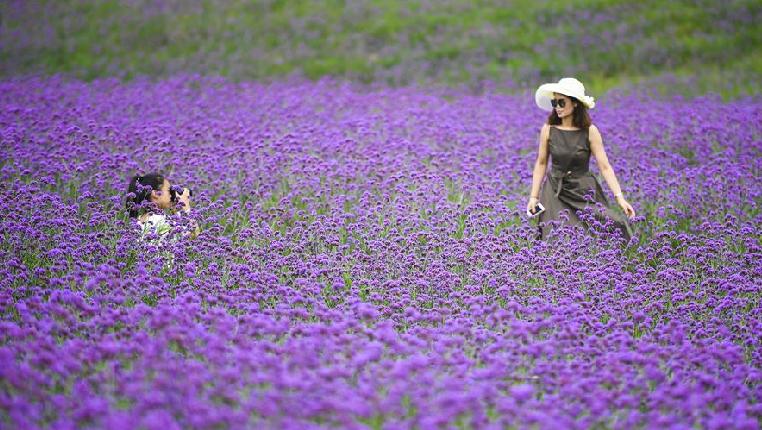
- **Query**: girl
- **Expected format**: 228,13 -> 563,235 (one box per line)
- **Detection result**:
125,173 -> 197,241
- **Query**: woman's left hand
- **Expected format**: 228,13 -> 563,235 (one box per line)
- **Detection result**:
616,196 -> 635,218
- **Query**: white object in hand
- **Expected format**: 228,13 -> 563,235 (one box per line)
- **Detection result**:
527,202 -> 545,218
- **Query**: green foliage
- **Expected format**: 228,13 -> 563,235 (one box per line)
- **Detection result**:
1,0 -> 760,97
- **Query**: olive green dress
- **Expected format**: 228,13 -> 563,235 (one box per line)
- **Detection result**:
537,126 -> 633,240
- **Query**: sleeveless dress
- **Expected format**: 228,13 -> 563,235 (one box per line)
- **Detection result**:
537,126 -> 633,241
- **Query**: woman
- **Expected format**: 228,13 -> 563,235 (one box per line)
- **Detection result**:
527,77 -> 635,240
126,173 -> 198,241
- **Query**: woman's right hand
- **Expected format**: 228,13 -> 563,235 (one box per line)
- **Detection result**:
527,197 -> 539,215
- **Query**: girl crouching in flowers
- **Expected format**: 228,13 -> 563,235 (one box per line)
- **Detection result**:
125,173 -> 200,241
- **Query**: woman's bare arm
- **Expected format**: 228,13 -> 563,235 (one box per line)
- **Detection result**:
589,125 -> 623,195
589,125 -> 635,217
529,124 -> 550,199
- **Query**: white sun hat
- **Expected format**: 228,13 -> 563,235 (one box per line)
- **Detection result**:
535,77 -> 596,112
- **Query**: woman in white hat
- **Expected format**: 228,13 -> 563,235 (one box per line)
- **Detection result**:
528,77 -> 635,240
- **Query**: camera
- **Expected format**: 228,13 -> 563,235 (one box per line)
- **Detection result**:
169,186 -> 193,203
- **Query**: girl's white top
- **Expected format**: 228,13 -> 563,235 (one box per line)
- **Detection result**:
138,213 -> 171,241
137,213 -> 176,270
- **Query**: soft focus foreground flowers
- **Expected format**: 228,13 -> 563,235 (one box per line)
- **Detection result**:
0,76 -> 760,429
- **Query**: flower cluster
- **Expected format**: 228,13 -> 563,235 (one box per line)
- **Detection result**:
0,76 -> 760,429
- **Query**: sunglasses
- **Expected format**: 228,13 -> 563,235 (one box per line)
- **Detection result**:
550,98 -> 568,108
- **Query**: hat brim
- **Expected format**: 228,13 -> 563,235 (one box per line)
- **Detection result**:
535,83 -> 593,112
535,83 -> 561,112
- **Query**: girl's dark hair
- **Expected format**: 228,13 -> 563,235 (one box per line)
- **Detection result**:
547,96 -> 592,129
126,173 -> 164,218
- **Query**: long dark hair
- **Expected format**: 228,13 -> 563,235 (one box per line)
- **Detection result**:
547,96 -> 592,129
126,173 -> 165,218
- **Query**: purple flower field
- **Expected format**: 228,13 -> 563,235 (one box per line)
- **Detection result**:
0,76 -> 760,429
